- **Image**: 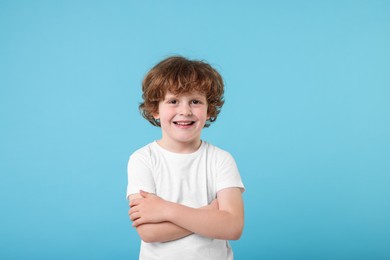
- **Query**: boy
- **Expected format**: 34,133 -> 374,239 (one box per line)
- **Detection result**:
127,56 -> 245,260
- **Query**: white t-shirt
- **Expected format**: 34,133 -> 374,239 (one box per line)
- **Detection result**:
127,141 -> 245,260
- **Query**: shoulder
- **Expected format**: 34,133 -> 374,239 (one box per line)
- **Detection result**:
130,142 -> 153,156
129,141 -> 167,165
128,142 -> 157,163
203,141 -> 236,164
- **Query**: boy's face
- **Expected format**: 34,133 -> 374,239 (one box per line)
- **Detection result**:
153,91 -> 209,152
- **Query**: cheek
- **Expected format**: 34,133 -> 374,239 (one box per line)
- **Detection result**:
199,111 -> 209,121
158,110 -> 175,121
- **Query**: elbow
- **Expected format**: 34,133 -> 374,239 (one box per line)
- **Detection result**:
232,230 -> 243,241
225,218 -> 244,240
140,234 -> 155,243
142,237 -> 156,243
136,225 -> 160,243
138,232 -> 154,243
229,224 -> 244,240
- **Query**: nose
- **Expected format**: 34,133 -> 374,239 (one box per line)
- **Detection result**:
179,103 -> 193,116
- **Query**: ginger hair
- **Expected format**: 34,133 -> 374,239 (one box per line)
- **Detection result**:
139,56 -> 225,127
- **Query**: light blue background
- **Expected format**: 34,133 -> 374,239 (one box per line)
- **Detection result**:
1,1 -> 389,259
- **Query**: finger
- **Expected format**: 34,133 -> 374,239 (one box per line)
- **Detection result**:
130,212 -> 141,221
130,198 -> 141,207
132,218 -> 143,227
129,206 -> 139,215
140,190 -> 149,198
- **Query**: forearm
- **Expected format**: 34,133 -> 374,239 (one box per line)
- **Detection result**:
135,221 -> 192,243
132,199 -> 218,243
166,202 -> 243,240
130,189 -> 244,241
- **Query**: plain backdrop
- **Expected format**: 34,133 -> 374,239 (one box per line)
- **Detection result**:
1,1 -> 389,259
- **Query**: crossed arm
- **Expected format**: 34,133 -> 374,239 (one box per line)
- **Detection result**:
128,187 -> 244,243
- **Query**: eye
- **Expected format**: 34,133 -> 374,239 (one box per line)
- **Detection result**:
167,99 -> 178,104
191,100 -> 202,105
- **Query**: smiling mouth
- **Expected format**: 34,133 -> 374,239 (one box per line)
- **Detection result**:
173,121 -> 195,126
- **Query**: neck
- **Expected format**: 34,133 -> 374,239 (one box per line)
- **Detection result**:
156,139 -> 202,154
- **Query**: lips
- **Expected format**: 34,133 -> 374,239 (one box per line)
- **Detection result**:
173,121 -> 195,126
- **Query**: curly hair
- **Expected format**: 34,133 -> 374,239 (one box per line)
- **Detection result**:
139,56 -> 225,127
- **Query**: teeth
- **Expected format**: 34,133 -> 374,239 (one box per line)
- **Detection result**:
175,122 -> 193,126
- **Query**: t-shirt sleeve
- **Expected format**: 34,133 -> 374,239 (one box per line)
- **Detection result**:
216,151 -> 245,193
126,149 -> 156,200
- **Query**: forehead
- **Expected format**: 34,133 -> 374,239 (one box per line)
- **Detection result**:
163,91 -> 207,100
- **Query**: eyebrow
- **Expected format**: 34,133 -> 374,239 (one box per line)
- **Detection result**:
165,93 -> 206,99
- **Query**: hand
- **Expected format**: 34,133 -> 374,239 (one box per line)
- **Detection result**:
129,190 -> 169,227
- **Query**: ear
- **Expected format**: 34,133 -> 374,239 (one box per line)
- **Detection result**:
152,112 -> 160,119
